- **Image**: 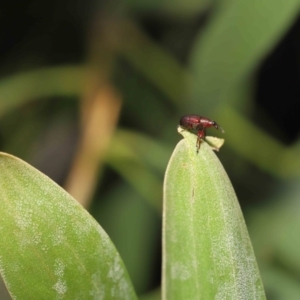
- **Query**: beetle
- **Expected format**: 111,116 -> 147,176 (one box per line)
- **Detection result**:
179,114 -> 224,153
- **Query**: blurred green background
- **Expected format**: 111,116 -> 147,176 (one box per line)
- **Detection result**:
1,1 -> 300,299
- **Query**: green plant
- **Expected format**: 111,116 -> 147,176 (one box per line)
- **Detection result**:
0,152 -> 137,299
0,128 -> 266,299
162,129 -> 266,299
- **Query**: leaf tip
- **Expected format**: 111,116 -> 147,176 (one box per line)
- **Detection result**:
177,126 -> 225,151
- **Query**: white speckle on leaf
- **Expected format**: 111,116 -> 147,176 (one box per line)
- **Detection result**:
52,259 -> 67,298
108,257 -> 124,282
52,279 -> 67,298
54,259 -> 65,277
171,262 -> 191,281
89,272 -> 105,300
41,244 -> 49,253
0,257 -> 17,300
52,226 -> 66,246
14,204 -> 33,230
108,257 -> 131,299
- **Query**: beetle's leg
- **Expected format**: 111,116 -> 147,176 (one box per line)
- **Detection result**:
196,129 -> 205,153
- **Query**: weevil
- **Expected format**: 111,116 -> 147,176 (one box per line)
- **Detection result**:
179,114 -> 224,152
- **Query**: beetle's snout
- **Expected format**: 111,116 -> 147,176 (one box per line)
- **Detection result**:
213,122 -> 225,133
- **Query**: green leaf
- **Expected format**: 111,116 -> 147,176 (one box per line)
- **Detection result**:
162,128 -> 266,299
0,152 -> 137,300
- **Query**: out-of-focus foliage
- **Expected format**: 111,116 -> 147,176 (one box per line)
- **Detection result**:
0,0 -> 300,298
126,0 -> 212,17
190,0 -> 300,112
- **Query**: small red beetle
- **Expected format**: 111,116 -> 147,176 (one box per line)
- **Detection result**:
179,114 -> 224,153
